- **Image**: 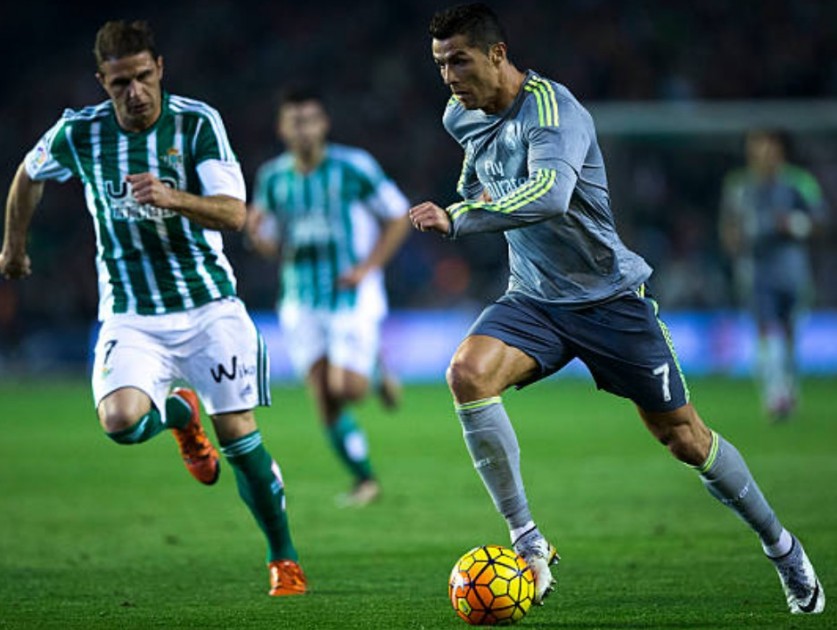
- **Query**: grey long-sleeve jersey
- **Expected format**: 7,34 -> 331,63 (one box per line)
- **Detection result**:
444,70 -> 652,306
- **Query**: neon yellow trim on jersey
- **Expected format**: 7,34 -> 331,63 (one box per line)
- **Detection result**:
448,169 -> 557,220
455,396 -> 503,412
648,296 -> 690,402
524,78 -> 559,127
456,155 -> 471,196
497,169 -> 557,214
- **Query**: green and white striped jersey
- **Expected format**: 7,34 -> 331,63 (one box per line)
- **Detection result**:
252,143 -> 408,312
24,92 -> 242,319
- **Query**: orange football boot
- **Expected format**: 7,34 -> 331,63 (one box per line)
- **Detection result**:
169,387 -> 220,485
268,560 -> 308,596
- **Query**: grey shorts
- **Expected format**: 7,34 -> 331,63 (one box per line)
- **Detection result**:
468,288 -> 690,412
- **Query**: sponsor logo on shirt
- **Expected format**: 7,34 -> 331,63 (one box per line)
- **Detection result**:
106,178 -> 178,221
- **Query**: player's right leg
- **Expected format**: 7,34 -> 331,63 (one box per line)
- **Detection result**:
92,317 -> 219,484
447,329 -> 559,604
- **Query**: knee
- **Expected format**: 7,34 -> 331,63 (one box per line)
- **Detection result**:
336,382 -> 368,404
446,356 -> 489,400
99,406 -> 143,435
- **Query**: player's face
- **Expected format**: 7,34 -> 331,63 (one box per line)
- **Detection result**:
432,34 -> 503,112
746,134 -> 783,176
97,51 -> 164,133
278,100 -> 330,157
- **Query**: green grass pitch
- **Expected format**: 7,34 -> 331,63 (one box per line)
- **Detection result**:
1,376 -> 835,628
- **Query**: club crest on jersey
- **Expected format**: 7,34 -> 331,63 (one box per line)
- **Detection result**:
162,147 -> 183,169
503,122 -> 523,151
32,142 -> 49,168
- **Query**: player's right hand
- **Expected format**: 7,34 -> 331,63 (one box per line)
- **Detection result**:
408,201 -> 452,236
0,250 -> 32,279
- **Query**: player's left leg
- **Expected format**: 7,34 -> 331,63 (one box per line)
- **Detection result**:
183,297 -> 305,594
754,289 -> 796,420
309,360 -> 380,506
640,404 -> 824,614
212,409 -> 306,596
373,351 -> 402,411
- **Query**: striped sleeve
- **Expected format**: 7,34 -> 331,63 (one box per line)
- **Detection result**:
24,117 -> 77,182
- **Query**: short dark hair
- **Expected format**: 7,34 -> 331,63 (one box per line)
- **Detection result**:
747,128 -> 793,159
429,3 -> 507,52
94,20 -> 157,68
278,84 -> 327,110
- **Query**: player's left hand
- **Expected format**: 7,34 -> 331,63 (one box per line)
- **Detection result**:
126,172 -> 177,208
409,201 -> 451,235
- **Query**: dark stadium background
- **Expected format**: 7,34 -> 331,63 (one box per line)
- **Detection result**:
1,0 -> 836,376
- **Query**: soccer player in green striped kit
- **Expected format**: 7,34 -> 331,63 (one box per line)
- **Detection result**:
410,2 -> 824,615
246,86 -> 410,507
0,20 -> 306,596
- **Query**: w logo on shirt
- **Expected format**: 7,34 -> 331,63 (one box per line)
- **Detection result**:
211,356 -> 238,383
211,356 -> 257,383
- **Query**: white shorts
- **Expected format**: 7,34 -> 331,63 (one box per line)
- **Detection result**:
91,297 -> 271,420
279,303 -> 383,379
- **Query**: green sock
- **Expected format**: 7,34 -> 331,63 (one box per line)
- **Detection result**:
327,412 -> 373,482
221,431 -> 298,562
106,408 -> 166,444
164,394 -> 192,430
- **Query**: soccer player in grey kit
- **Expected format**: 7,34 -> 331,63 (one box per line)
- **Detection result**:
409,3 -> 824,614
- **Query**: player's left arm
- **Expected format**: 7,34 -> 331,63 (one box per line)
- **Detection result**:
339,214 -> 410,288
778,168 -> 829,240
127,162 -> 245,231
339,173 -> 411,288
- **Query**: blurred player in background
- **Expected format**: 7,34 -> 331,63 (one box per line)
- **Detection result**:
246,85 -> 410,507
719,129 -> 827,421
0,20 -> 306,596
409,3 -> 825,614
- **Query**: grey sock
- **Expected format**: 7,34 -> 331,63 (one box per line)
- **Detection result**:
698,432 -> 783,546
456,397 -> 532,529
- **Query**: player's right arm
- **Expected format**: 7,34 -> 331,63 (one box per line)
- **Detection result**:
0,162 -> 45,279
245,204 -> 281,259
717,172 -> 749,258
2,114 -> 79,279
244,161 -> 282,259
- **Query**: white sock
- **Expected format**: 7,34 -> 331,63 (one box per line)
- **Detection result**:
510,521 -> 536,545
763,528 -> 793,558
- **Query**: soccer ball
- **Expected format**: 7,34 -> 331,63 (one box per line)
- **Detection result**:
449,544 -> 535,625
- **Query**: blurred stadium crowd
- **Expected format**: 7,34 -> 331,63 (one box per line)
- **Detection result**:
1,0 -> 836,368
